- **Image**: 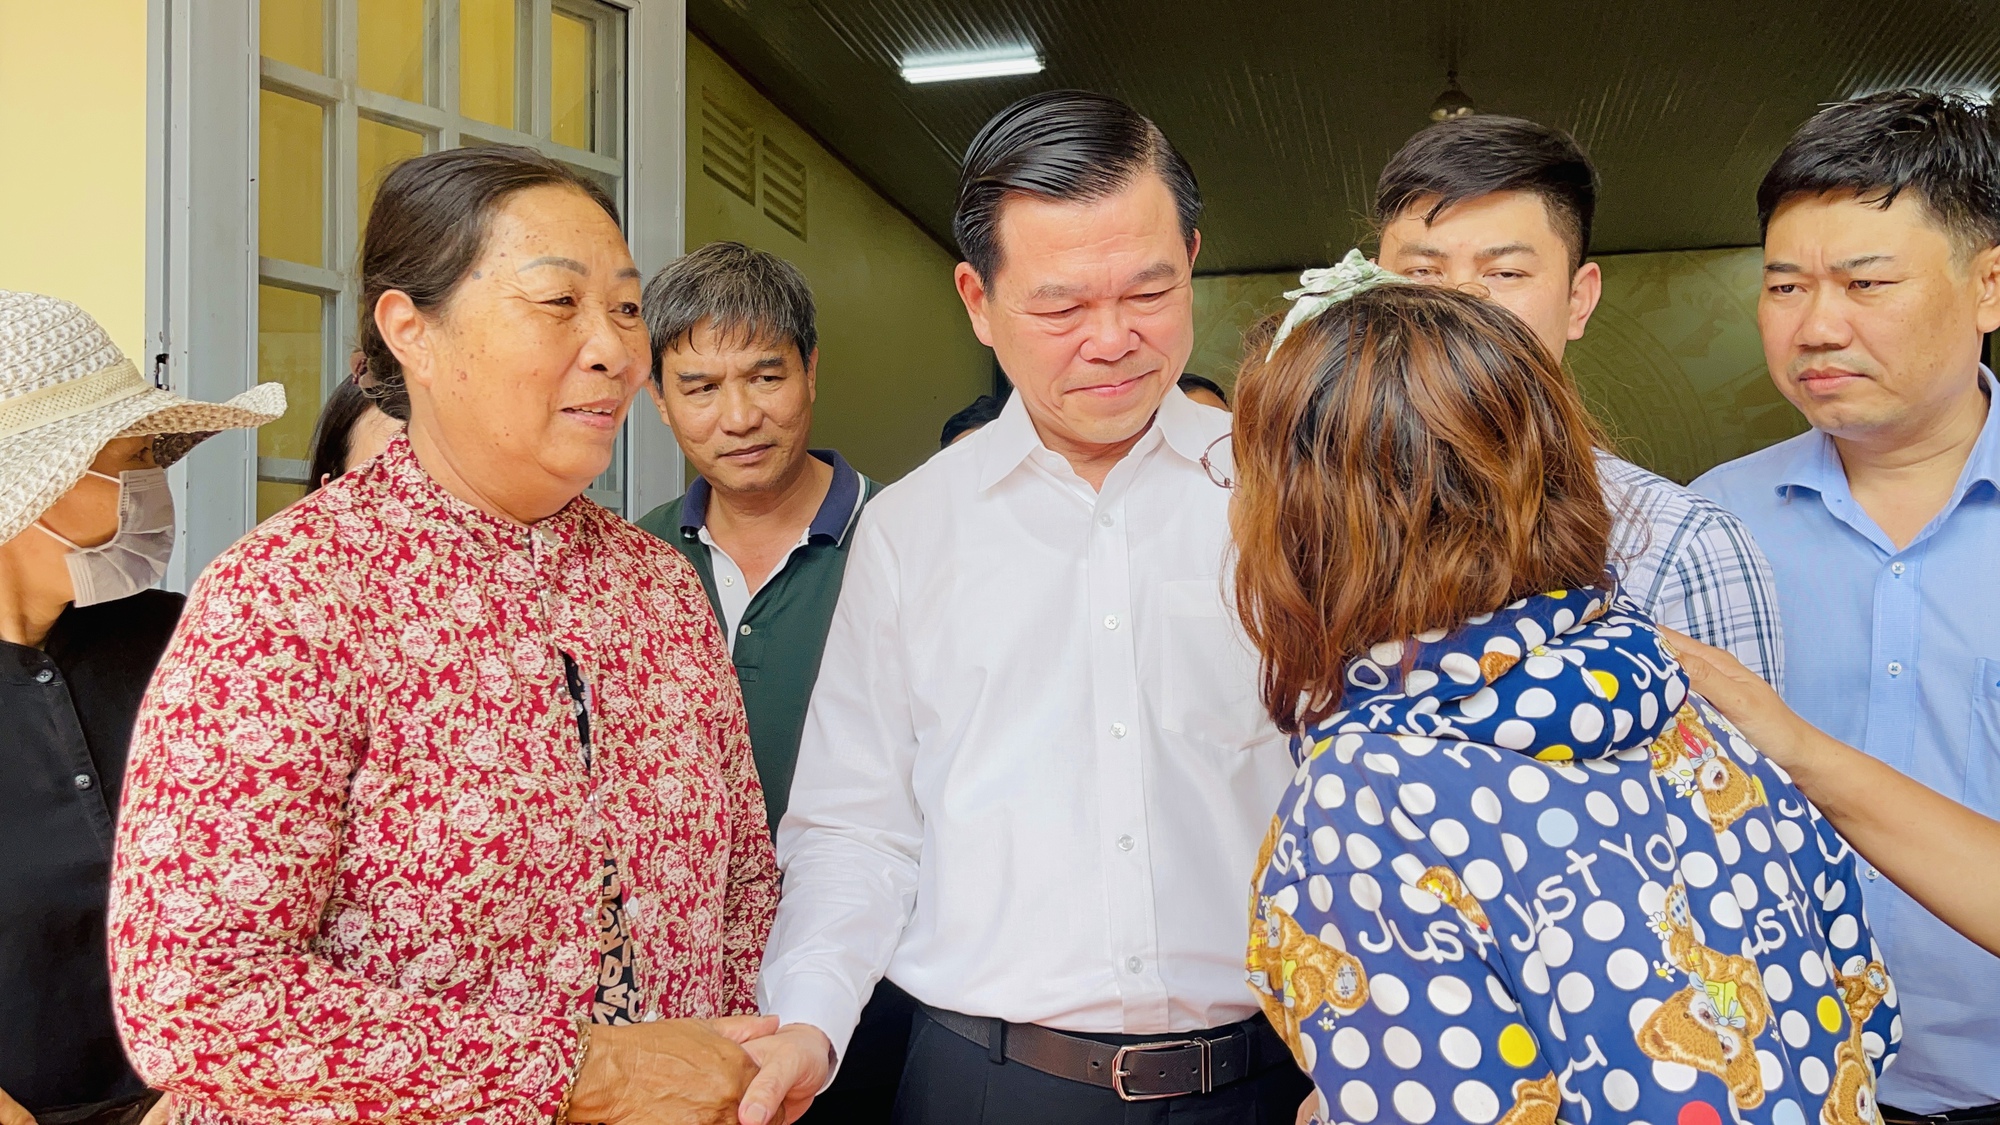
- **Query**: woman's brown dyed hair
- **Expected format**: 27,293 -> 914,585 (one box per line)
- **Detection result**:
1230,284 -> 1612,735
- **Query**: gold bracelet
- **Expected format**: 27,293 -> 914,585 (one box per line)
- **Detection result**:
554,1019 -> 594,1125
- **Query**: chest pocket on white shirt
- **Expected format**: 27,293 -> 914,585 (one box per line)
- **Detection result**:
1158,578 -> 1268,751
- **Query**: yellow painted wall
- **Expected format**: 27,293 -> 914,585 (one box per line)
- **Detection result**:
1190,248 -> 1810,484
685,36 -> 992,482
0,0 -> 151,359
1565,248 -> 1808,483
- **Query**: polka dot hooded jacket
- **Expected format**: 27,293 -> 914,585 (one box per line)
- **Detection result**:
1250,587 -> 1896,1125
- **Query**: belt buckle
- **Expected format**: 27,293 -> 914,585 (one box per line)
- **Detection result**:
1110,1038 -> 1210,1102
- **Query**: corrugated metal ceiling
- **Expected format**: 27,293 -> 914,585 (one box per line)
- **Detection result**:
691,0 -> 2000,274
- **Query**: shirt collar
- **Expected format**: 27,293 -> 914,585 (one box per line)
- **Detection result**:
681,449 -> 862,544
1153,385 -> 1225,465
1310,585 -> 1672,765
1774,364 -> 2000,499
1772,426 -> 1845,497
808,450 -> 864,542
1964,364 -> 2000,491
972,391 -> 1043,492
374,432 -> 589,557
972,384 -> 1217,493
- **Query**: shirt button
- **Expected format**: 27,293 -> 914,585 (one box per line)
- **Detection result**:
1103,614 -> 1120,631
722,575 -> 735,587
1117,834 -> 1135,852
1126,956 -> 1144,974
1111,722 -> 1128,739
73,774 -> 93,790
1099,514 -> 1114,527
1887,661 -> 1904,677
1865,867 -> 1880,880
1890,561 -> 1907,576
739,624 -> 753,636
35,668 -> 55,684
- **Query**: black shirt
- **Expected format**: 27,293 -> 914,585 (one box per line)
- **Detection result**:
1,590 -> 182,1115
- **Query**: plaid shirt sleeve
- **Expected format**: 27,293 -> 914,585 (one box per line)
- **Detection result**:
1600,453 -> 1787,690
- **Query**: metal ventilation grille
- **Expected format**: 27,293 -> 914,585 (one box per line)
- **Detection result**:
699,88 -> 755,205
760,137 -> 808,240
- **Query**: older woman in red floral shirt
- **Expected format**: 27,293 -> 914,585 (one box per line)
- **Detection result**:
107,146 -> 779,1125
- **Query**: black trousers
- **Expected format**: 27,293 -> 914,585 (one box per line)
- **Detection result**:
797,979 -> 920,1124
890,1008 -> 1312,1125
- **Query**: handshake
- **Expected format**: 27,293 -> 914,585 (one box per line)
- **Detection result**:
566,1017 -> 836,1125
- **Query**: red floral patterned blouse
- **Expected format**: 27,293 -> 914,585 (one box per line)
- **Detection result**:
107,436 -> 778,1125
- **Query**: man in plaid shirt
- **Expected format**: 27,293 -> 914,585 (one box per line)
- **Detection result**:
1371,114 -> 1784,686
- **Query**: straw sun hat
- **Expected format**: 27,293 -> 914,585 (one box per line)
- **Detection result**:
0,289 -> 287,545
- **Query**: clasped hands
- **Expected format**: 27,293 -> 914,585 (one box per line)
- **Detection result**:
567,1016 -> 835,1125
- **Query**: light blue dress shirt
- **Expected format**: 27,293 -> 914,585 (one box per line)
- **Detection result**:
1693,367 -> 2000,1114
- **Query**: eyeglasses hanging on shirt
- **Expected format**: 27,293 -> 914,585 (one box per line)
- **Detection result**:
557,648 -> 642,1025
1200,435 -> 1235,491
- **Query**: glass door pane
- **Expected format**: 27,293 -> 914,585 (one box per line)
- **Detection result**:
460,0 -> 516,128
262,0 -> 326,73
256,285 -> 325,520
551,10 -> 595,151
358,118 -> 428,227
259,90 -> 325,266
360,0 -> 427,103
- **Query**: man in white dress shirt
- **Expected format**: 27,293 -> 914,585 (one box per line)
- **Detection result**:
736,90 -> 1310,1125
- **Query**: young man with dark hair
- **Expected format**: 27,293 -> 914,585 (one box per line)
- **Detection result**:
740,90 -> 1309,1125
1693,90 -> 2000,1124
1374,114 -> 1788,686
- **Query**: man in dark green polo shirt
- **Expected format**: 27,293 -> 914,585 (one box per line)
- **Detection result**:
636,241 -> 900,1124
633,240 -> 881,834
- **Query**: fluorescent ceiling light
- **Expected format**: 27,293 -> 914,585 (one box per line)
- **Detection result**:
901,50 -> 1043,84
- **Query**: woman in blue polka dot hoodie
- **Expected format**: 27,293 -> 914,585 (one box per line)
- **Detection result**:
1228,264 -> 1896,1125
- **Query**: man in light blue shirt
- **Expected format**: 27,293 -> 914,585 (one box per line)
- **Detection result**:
1694,89 -> 2000,1122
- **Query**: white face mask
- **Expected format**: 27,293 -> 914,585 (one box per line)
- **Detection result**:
36,468 -> 176,607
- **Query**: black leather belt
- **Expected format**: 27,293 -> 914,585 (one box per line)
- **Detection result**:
920,1004 -> 1285,1102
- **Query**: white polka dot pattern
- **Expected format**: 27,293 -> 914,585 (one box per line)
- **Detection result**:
1251,587 -> 1895,1125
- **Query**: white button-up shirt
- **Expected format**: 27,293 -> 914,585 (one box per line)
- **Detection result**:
759,389 -> 1297,1059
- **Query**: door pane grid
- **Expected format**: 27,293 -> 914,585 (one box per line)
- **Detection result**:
256,0 -> 628,522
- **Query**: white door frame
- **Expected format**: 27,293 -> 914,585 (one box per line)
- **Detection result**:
151,0 -> 259,590
620,0 -> 688,520
148,0 -> 686,588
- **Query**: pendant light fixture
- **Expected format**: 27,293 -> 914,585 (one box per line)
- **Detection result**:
1429,12 -> 1476,123
1429,69 -> 1476,122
